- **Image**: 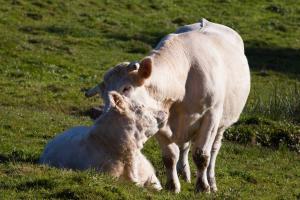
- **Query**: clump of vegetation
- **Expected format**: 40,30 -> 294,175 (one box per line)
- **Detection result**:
246,82 -> 300,123
225,116 -> 300,152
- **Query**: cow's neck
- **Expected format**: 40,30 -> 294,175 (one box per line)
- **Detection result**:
145,36 -> 191,109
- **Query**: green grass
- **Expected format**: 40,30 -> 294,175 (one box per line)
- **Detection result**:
0,0 -> 299,199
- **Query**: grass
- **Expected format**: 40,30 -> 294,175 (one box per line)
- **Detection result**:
0,0 -> 299,199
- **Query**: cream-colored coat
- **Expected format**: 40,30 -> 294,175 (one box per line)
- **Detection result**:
86,19 -> 250,193
40,92 -> 165,190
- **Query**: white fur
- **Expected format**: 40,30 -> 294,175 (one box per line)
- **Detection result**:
40,93 -> 163,190
87,19 -> 250,193
145,19 -> 250,193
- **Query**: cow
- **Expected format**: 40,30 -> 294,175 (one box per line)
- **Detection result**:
86,19 -> 250,193
40,91 -> 167,190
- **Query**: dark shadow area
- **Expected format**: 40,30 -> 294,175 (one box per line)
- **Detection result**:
82,107 -> 103,120
69,106 -> 103,120
0,151 -> 39,164
49,189 -> 81,200
246,46 -> 300,75
17,179 -> 55,191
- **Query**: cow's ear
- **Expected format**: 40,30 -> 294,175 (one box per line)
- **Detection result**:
138,57 -> 152,79
109,91 -> 126,112
85,82 -> 105,98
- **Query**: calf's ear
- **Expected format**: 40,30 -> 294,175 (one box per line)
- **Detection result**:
109,91 -> 126,112
138,57 -> 152,80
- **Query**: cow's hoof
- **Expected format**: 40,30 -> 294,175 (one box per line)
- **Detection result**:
195,179 -> 210,193
210,185 -> 217,193
177,165 -> 191,183
208,177 -> 217,192
152,184 -> 163,191
183,174 -> 191,183
195,185 -> 210,193
165,180 -> 180,193
180,171 -> 191,183
208,178 -> 217,192
151,181 -> 163,191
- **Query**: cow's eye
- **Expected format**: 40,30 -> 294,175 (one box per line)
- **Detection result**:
122,86 -> 132,96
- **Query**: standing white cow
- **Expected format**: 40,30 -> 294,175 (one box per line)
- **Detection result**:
86,19 -> 250,193
40,92 -> 167,190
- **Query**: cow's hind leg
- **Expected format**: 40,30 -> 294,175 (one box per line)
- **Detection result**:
192,108 -> 222,193
207,128 -> 225,192
155,131 -> 181,193
177,142 -> 191,182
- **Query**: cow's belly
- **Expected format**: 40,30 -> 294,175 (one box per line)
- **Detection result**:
168,100 -> 211,145
168,56 -> 250,144
221,69 -> 250,128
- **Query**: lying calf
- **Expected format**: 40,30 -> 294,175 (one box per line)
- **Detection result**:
40,91 -> 166,190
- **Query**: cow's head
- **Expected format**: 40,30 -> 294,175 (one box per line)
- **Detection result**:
86,58 -> 156,112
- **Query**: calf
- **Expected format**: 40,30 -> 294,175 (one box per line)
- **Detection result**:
40,92 -> 166,190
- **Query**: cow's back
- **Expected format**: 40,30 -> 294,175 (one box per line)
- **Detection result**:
179,27 -> 250,129
174,19 -> 244,52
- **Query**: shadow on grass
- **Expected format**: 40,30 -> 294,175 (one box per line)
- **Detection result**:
68,106 -> 103,120
49,189 -> 81,200
17,179 -> 55,191
0,151 -> 39,164
246,45 -> 300,75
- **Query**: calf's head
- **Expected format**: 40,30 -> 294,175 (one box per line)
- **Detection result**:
96,91 -> 166,148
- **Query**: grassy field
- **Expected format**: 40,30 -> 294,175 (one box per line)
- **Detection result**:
0,0 -> 299,199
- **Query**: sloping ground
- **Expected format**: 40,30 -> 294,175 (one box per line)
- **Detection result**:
0,0 -> 299,199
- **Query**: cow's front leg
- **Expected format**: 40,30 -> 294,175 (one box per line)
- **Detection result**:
177,142 -> 191,182
192,108 -> 222,193
155,131 -> 180,193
